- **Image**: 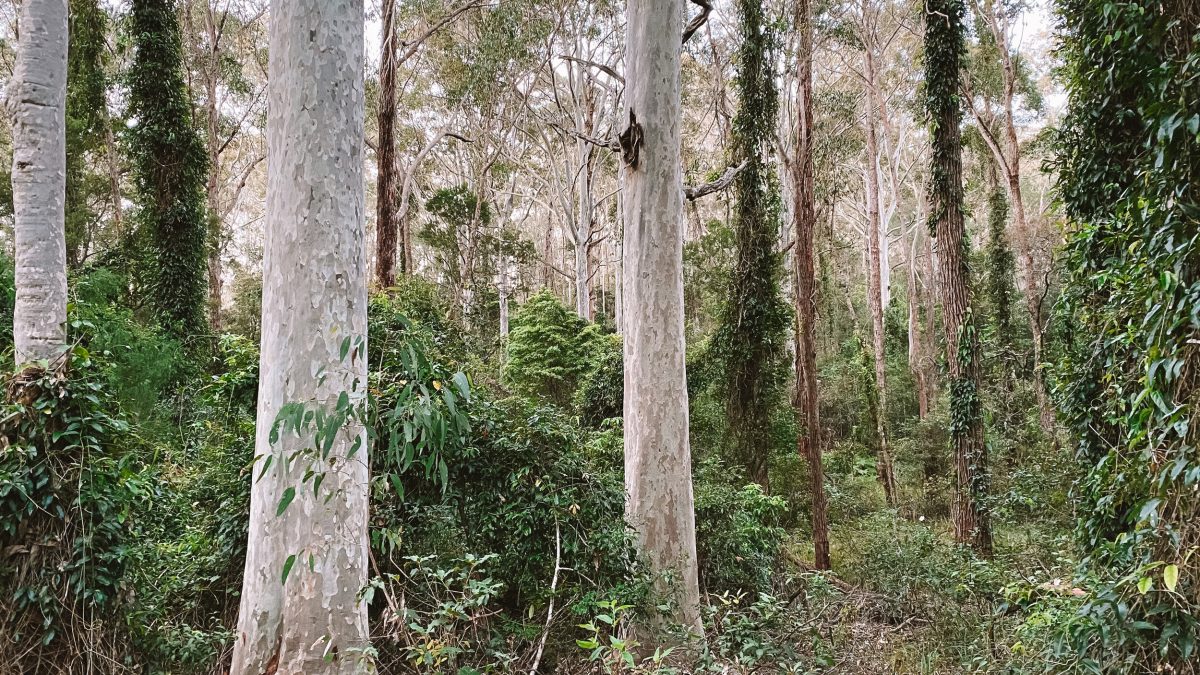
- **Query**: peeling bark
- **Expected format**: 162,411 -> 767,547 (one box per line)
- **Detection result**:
10,0 -> 69,366
622,0 -> 702,635
231,0 -> 371,671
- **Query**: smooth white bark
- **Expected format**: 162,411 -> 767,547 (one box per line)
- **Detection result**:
622,0 -> 702,634
10,0 -> 68,366
231,1 -> 370,672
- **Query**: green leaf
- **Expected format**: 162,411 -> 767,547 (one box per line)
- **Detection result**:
277,487 -> 296,516
1164,564 -> 1180,592
1138,576 -> 1153,595
281,554 -> 297,584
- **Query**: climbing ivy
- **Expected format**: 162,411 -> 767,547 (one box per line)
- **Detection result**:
65,0 -> 113,267
1050,0 -> 1200,668
126,0 -> 209,343
711,0 -> 791,488
924,0 -> 992,555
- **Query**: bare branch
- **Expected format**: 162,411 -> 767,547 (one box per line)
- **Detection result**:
683,160 -> 749,201
682,0 -> 713,45
557,54 -> 624,84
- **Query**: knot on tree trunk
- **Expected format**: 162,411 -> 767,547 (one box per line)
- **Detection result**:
618,110 -> 644,170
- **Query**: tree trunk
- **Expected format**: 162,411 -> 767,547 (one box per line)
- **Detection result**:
792,0 -> 830,571
622,0 -> 702,635
1002,108 -> 1054,434
203,3 -> 224,330
231,0 -> 371,671
375,0 -> 399,287
907,225 -> 930,420
574,171 -> 593,320
11,0 -> 69,366
926,0 -> 992,556
973,0 -> 1054,433
862,45 -> 899,507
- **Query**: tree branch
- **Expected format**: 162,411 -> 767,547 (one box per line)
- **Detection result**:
682,0 -> 713,45
683,160 -> 748,201
557,54 -> 623,84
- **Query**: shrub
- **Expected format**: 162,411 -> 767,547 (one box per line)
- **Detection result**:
693,460 -> 787,593
505,290 -> 606,406
0,350 -> 143,670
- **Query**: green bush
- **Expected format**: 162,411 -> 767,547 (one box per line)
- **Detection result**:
0,350 -> 143,665
693,460 -> 787,593
505,290 -> 606,406
575,333 -> 622,427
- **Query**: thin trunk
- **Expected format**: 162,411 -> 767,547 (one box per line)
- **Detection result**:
11,0 -> 69,366
908,225 -> 930,419
574,155 -> 593,320
204,3 -> 223,330
375,0 -> 399,286
862,45 -> 899,507
792,0 -> 830,571
622,0 -> 702,634
973,0 -> 1054,432
926,0 -> 992,556
231,0 -> 370,671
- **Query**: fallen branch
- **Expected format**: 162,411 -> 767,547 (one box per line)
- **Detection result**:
528,518 -> 561,675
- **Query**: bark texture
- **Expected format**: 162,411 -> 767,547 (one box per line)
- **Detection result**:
375,0 -> 399,287
622,0 -> 702,634
792,0 -> 830,571
231,0 -> 371,671
861,39 -> 899,507
926,0 -> 992,556
10,0 -> 69,366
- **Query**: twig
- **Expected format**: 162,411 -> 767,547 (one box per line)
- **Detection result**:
528,517 -> 561,675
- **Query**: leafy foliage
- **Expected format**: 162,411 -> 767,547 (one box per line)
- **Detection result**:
0,351 -> 142,666
1050,0 -> 1200,669
127,0 -> 209,342
504,290 -> 606,406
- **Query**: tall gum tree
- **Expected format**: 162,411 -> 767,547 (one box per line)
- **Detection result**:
10,0 -> 68,366
621,0 -> 703,635
230,0 -> 371,671
924,0 -> 992,556
791,0 -> 830,570
965,0 -> 1055,433
716,0 -> 791,490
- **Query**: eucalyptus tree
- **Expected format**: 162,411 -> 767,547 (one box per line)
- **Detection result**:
791,0 -> 830,570
965,0 -> 1055,432
10,0 -> 68,366
713,0 -> 789,490
180,0 -> 269,330
621,0 -> 703,634
128,0 -> 209,341
231,0 -> 371,671
924,0 -> 992,555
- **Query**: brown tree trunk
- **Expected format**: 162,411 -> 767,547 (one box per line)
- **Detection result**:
375,0 -> 399,287
793,0 -> 830,570
203,2 -> 223,330
907,226 -> 930,420
927,0 -> 992,556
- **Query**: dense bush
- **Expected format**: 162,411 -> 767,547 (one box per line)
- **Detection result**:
0,351 -> 143,670
1051,1 -> 1200,670
505,290 -> 607,406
